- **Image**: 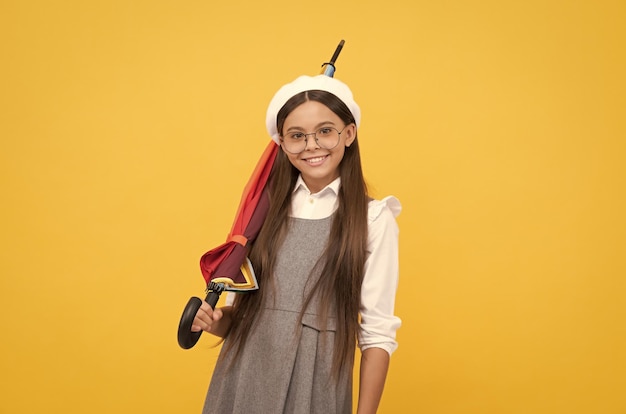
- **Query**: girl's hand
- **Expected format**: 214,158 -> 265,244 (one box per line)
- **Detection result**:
191,301 -> 224,334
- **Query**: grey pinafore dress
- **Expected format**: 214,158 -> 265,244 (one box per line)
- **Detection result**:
202,216 -> 353,414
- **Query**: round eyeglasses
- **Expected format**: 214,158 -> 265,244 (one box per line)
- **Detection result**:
280,125 -> 349,154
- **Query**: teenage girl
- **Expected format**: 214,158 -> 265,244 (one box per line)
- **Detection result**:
192,74 -> 401,414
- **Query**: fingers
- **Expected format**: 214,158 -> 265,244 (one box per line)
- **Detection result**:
212,307 -> 224,321
191,301 -> 222,333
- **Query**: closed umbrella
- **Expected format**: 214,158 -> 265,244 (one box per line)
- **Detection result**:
177,141 -> 277,349
177,40 -> 345,349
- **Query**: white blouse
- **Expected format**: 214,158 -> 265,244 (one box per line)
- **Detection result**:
228,176 -> 402,355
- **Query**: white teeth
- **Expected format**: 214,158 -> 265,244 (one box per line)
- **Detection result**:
306,156 -> 326,163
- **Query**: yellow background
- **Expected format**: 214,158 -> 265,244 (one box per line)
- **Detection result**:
1,1 -> 624,413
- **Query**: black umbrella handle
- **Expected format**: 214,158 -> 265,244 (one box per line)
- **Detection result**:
177,283 -> 225,349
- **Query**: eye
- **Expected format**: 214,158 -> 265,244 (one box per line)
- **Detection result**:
288,132 -> 305,140
317,127 -> 333,137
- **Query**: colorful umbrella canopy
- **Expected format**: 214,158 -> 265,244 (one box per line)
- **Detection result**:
199,140 -> 277,290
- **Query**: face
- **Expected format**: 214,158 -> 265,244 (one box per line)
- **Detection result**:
280,100 -> 356,194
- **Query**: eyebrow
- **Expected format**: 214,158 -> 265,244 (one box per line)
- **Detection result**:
285,121 -> 336,133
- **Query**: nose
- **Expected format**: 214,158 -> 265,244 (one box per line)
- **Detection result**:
304,133 -> 320,151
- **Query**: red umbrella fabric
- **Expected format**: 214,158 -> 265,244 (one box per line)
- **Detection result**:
199,140 -> 278,290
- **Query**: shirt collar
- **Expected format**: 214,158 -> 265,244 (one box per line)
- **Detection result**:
293,175 -> 341,196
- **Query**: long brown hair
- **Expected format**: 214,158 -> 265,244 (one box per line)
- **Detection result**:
224,90 -> 369,379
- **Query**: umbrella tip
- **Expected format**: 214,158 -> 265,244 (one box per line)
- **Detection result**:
320,39 -> 345,78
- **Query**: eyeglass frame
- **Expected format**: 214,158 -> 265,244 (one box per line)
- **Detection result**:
279,124 -> 351,154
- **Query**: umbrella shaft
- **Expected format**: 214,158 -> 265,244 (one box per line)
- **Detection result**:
205,291 -> 221,309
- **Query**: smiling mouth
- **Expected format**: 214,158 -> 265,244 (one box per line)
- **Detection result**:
303,155 -> 328,165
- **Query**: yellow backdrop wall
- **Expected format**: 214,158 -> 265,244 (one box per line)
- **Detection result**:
1,0 -> 624,413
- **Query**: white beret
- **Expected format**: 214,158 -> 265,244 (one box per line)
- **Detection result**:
265,75 -> 361,144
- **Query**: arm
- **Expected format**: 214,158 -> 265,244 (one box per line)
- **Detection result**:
191,302 -> 233,338
357,347 -> 390,414
357,197 -> 402,412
